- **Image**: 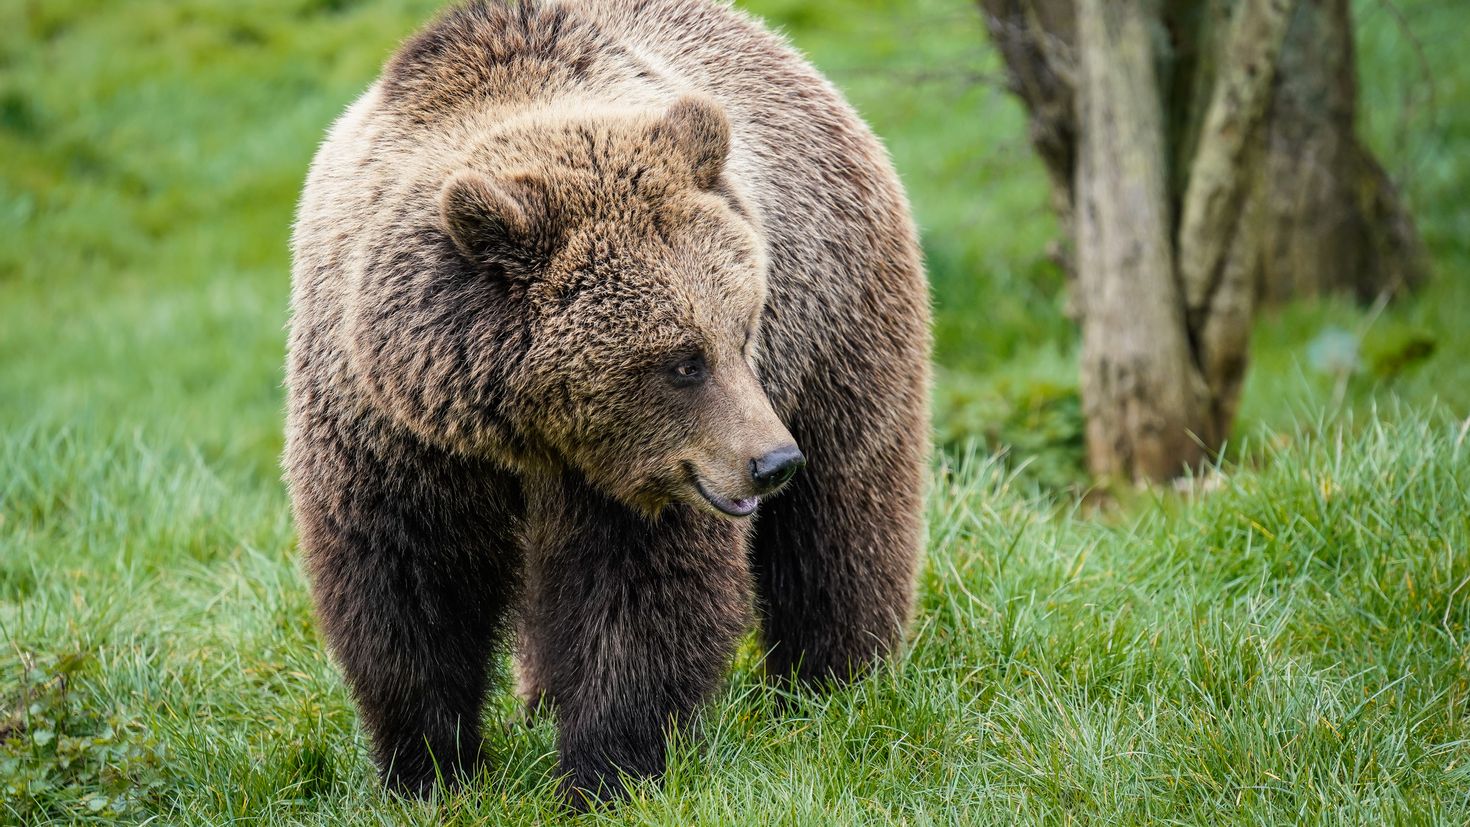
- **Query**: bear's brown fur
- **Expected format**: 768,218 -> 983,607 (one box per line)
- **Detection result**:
285,0 -> 930,805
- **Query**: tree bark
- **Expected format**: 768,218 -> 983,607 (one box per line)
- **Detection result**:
1252,0 -> 1429,302
982,0 -> 1426,303
1179,0 -> 1296,440
980,0 -> 1429,482
1073,0 -> 1212,480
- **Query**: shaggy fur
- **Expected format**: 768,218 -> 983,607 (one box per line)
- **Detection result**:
285,0 -> 930,805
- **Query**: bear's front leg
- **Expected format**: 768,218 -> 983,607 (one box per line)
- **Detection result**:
290,423 -> 524,797
518,474 -> 751,808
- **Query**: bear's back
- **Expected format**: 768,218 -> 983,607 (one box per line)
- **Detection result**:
368,0 -> 901,224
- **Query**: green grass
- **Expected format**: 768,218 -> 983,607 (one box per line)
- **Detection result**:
5,413 -> 1469,823
3,0 -> 1469,823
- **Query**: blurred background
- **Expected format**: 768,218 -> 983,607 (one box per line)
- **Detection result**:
2,0 -> 1468,821
1,0 -> 1463,493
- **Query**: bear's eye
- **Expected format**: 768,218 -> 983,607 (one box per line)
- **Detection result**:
667,355 -> 708,388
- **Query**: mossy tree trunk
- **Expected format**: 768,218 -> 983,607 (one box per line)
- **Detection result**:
980,0 -> 1428,483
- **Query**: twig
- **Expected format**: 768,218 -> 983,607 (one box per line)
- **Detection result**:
1370,0 -> 1441,187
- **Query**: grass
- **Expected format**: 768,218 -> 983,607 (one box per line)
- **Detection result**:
2,0 -> 1469,823
5,413 -> 1469,823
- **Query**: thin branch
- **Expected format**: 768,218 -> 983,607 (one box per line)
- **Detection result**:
829,63 -> 1009,89
1372,0 -> 1439,127
1370,0 -> 1441,189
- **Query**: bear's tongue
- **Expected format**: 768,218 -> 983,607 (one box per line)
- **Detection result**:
726,495 -> 758,516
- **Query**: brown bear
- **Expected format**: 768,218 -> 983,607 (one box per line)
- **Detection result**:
285,0 -> 930,805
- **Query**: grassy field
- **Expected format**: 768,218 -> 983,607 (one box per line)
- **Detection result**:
2,0 -> 1469,823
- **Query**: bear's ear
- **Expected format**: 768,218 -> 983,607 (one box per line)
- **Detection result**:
438,170 -> 546,270
653,96 -> 730,190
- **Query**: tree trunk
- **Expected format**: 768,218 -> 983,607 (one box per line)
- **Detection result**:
1073,0 -> 1212,480
980,0 -> 1429,482
1253,0 -> 1429,302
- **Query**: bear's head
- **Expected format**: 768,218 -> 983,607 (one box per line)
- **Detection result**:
439,96 -> 802,518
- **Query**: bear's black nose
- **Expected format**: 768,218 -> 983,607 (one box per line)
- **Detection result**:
751,445 -> 805,492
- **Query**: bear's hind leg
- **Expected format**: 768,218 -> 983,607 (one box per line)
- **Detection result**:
291,429 -> 523,796
519,475 -> 750,808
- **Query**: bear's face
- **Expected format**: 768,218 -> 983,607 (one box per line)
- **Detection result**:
440,97 -> 802,517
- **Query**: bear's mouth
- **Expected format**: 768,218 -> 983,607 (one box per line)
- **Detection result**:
691,476 -> 759,518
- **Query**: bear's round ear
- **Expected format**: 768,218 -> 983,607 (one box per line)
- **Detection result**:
654,96 -> 730,190
439,170 -> 543,270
